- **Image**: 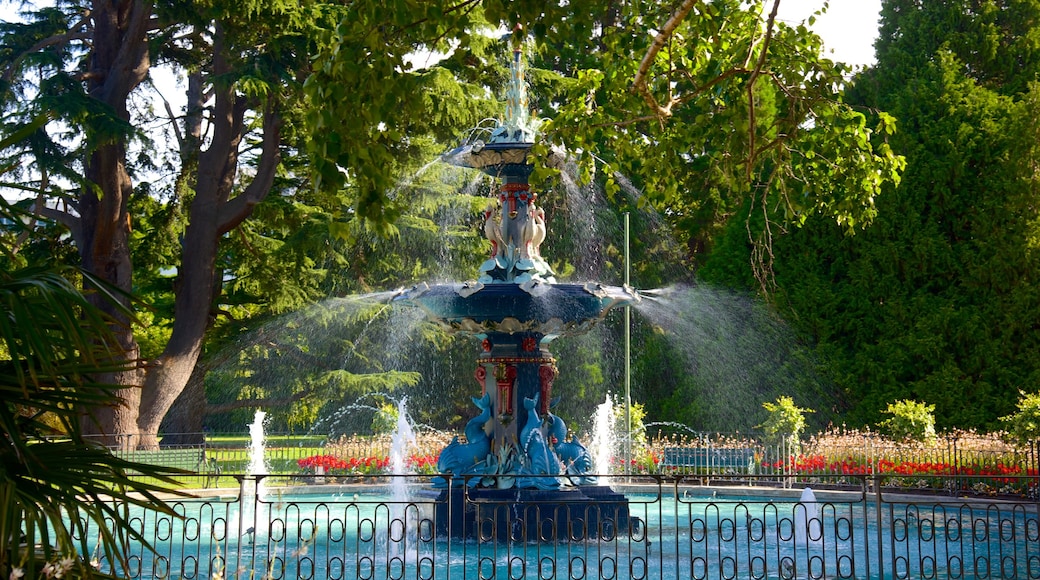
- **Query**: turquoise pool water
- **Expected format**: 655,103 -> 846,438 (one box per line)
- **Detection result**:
99,485 -> 1038,579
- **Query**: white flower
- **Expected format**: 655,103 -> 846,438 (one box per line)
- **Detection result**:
41,563 -> 56,579
9,568 -> 25,580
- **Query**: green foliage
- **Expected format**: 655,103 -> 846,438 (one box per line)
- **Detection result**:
759,1 -> 1040,430
879,399 -> 937,443
621,401 -> 648,448
1001,391 -> 1040,444
526,0 -> 903,281
758,396 -> 812,445
0,206 -> 186,579
371,402 -> 399,435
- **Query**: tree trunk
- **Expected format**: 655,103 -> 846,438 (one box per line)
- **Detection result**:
78,1 -> 153,449
160,363 -> 209,445
135,25 -> 281,448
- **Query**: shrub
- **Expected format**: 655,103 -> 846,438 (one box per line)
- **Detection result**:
879,399 -> 936,442
613,400 -> 649,448
758,396 -> 812,446
1001,391 -> 1040,445
371,402 -> 398,435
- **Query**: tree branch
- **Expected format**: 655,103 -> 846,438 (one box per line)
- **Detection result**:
745,0 -> 781,180
38,205 -> 81,237
1,12 -> 92,86
632,0 -> 699,118
216,98 -> 282,235
94,1 -> 154,105
161,92 -> 184,150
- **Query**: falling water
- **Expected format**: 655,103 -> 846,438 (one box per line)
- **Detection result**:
239,410 -> 268,547
795,487 -> 822,547
247,409 -> 269,476
389,398 -> 417,493
589,395 -> 616,482
558,161 -> 607,280
634,284 -> 834,432
387,398 -> 417,559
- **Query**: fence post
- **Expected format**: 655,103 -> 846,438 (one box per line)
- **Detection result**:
873,473 -> 886,580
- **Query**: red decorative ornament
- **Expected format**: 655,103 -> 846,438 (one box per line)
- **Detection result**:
481,338 -> 492,352
538,364 -> 558,415
474,366 -> 487,395
521,337 -> 537,352
495,363 -> 517,415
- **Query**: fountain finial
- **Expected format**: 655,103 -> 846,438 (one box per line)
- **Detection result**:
500,33 -> 531,141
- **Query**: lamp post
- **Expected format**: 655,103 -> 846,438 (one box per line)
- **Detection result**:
624,212 -> 632,476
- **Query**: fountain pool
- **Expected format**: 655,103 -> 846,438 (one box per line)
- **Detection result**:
98,481 -> 1039,580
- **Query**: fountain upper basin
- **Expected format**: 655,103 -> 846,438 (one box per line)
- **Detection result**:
440,140 -> 566,180
394,281 -> 639,337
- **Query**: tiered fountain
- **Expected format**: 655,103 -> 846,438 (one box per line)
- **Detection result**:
395,41 -> 641,539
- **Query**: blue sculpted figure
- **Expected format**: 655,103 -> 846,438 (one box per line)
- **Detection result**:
517,395 -> 561,489
546,410 -> 594,485
434,393 -> 492,487
555,434 -> 595,485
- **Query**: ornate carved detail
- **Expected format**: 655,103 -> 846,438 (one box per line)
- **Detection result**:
483,356 -> 555,365
494,363 -> 517,415
538,363 -> 558,415
474,365 -> 487,395
521,336 -> 537,352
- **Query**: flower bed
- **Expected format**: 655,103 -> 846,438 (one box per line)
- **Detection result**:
297,454 -> 438,476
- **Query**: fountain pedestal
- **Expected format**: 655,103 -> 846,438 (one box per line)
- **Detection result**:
432,485 -> 638,540
399,282 -> 642,539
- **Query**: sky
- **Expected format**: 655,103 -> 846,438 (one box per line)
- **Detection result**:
775,0 -> 883,68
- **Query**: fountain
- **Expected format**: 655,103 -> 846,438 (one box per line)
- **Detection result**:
395,39 -> 641,539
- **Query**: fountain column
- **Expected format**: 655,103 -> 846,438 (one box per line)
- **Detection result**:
477,332 -> 554,451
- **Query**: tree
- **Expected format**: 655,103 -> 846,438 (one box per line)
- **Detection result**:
760,0 -> 1040,428
525,0 -> 905,284
3,0 -> 905,447
758,395 -> 813,447
0,1 -> 492,448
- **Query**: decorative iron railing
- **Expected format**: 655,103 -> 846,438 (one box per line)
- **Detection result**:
85,474 -> 1039,580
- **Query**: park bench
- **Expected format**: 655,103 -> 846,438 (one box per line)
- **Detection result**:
118,448 -> 222,487
661,447 -> 757,474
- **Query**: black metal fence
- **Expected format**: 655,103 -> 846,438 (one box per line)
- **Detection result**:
90,473 -> 1039,580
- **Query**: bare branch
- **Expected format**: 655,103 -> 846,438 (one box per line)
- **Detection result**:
11,172 -> 49,255
160,92 -> 184,149
38,205 -> 81,238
